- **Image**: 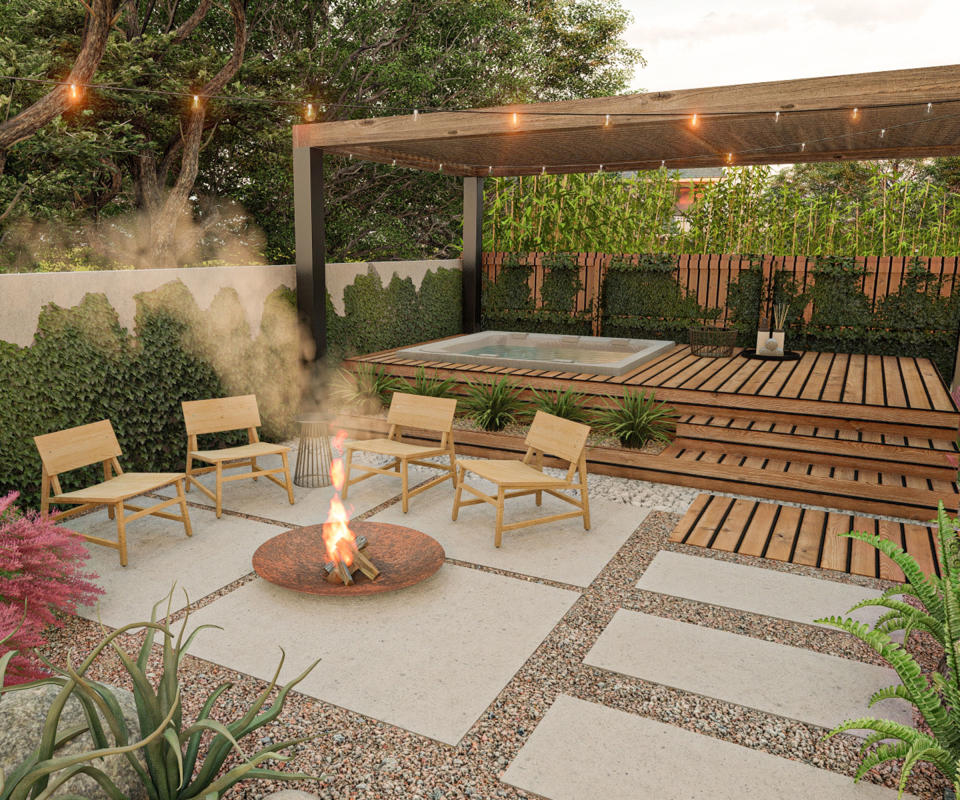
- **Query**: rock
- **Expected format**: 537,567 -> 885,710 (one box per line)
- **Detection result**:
263,791 -> 324,800
0,683 -> 148,800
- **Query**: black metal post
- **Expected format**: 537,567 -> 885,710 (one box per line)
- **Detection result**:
293,146 -> 326,359
462,176 -> 484,332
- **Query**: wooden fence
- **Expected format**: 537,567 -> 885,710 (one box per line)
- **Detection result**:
481,253 -> 960,324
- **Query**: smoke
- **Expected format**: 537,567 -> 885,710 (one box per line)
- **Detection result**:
6,196 -> 266,271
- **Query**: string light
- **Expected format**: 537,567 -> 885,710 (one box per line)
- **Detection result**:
541,165 -> 546,174
438,163 -> 443,171
927,102 -> 933,113
660,160 -> 665,168
69,82 -> 79,101
412,108 -> 418,120
192,94 -> 200,109
512,112 -> 518,126
598,164 -> 603,172
304,102 -> 315,122
801,142 -> 806,151
774,111 -> 780,122
880,128 -> 886,138
488,166 -> 493,175
604,114 -> 610,126
690,113 -> 698,127
726,152 -> 733,164
851,106 -> 859,120
391,159 -> 397,166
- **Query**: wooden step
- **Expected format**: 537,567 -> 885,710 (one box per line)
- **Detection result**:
669,493 -> 942,581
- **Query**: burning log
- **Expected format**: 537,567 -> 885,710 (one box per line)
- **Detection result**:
323,534 -> 380,585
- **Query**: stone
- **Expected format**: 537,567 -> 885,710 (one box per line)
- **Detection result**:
263,791 -> 324,800
0,683 -> 147,800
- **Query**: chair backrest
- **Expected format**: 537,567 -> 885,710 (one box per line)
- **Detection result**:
525,411 -> 590,464
387,392 -> 457,433
34,420 -> 122,476
182,395 -> 261,436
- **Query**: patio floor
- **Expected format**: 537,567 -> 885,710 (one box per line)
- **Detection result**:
51,452 -> 941,798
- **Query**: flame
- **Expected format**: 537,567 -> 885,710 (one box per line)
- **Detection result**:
322,429 -> 356,567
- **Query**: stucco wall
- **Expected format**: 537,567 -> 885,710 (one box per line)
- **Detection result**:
0,259 -> 462,346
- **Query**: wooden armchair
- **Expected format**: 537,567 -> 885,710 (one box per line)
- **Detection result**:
34,420 -> 192,566
181,394 -> 294,518
343,392 -> 458,512
452,410 -> 591,547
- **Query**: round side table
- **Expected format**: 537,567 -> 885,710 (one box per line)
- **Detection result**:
294,416 -> 333,488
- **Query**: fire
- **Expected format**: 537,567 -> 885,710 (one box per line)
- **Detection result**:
323,429 -> 355,565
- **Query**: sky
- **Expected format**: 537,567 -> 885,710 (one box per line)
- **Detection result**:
621,0 -> 960,92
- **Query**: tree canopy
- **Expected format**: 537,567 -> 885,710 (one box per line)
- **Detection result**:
0,0 -> 643,269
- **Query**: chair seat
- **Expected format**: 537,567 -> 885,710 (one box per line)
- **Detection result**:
346,438 -> 444,459
458,458 -> 569,488
190,441 -> 289,463
54,472 -> 185,505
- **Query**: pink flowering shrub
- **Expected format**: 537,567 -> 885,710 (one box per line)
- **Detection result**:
0,491 -> 102,684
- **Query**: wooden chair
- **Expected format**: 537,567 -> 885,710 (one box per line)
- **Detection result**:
343,393 -> 458,512
181,394 -> 294,518
452,411 -> 591,547
34,420 -> 192,567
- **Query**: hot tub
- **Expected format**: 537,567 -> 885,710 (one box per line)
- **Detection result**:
396,331 -> 675,376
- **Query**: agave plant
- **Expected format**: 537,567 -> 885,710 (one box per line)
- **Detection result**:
592,390 -> 677,448
816,503 -> 960,796
396,366 -> 458,398
0,594 -> 319,800
332,363 -> 401,413
460,376 -> 525,431
528,387 -> 591,424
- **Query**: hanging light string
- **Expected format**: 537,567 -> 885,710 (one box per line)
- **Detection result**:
3,73 -> 960,123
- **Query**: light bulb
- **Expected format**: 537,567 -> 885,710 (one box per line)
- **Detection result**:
193,94 -> 199,109
512,112 -> 518,126
604,114 -> 610,126
774,111 -> 780,122
488,166 -> 493,175
726,153 -> 733,164
927,102 -> 933,114
691,113 -> 698,127
598,164 -> 603,173
439,163 -> 443,171
70,82 -> 79,101
852,107 -> 859,120
800,142 -> 806,152
541,166 -> 546,175
305,102 -> 315,121
413,109 -> 419,120
880,128 -> 886,138
391,159 -> 397,166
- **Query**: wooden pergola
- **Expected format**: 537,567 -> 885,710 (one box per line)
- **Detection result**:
292,64 -> 960,356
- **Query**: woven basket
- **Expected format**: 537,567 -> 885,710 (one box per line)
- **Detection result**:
689,326 -> 736,358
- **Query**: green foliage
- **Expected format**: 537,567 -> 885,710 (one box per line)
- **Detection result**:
332,364 -> 402,414
460,377 -> 526,431
0,594 -> 318,800
334,266 -> 462,356
816,504 -> 960,796
0,283 -> 298,509
485,163 -> 960,257
600,255 -> 719,340
397,367 -> 458,398
528,387 -> 591,423
592,390 -> 677,448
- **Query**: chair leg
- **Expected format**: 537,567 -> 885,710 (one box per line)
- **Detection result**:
185,455 -> 194,493
401,458 -> 409,513
115,501 -> 128,567
581,473 -> 591,530
250,457 -> 259,481
280,450 -> 295,505
215,461 -> 223,518
341,449 -> 353,499
452,465 -> 464,521
494,487 -> 505,548
176,479 -> 193,537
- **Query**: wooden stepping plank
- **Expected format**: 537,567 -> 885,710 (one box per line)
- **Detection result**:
671,493 -> 938,582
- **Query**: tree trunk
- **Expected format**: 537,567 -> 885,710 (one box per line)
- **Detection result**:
0,0 -> 116,174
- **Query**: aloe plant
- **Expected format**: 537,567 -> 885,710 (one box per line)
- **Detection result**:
396,366 -> 457,398
0,594 -> 319,800
460,376 -> 525,431
592,390 -> 677,448
816,503 -> 960,796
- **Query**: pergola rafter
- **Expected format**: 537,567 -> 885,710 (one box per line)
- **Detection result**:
292,64 -> 960,356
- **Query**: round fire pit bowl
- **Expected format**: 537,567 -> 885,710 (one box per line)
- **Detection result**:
252,520 -> 445,596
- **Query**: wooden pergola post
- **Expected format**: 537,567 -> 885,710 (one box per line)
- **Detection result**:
293,146 -> 326,359
462,176 -> 484,332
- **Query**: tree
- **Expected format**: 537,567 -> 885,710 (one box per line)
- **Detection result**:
0,0 -> 642,268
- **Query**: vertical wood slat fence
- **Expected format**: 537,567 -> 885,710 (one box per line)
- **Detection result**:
481,253 -> 960,325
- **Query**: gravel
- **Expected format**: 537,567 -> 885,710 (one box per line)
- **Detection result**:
34,449 -> 948,799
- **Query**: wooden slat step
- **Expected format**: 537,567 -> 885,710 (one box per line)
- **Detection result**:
670,493 -> 939,581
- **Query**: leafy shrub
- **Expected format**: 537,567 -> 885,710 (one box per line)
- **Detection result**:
460,377 -> 525,431
0,491 -> 102,685
529,387 -> 590,423
333,364 -> 402,414
817,503 -> 960,796
592,390 -> 677,448
397,366 -> 457,398
0,595 -> 318,800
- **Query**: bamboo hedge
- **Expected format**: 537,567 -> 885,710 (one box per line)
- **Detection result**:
483,166 -> 960,257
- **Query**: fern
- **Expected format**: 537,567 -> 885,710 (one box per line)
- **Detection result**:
815,503 -> 960,795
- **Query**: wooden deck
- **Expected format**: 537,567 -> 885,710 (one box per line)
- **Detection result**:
669,493 -> 942,582
344,342 -> 960,520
